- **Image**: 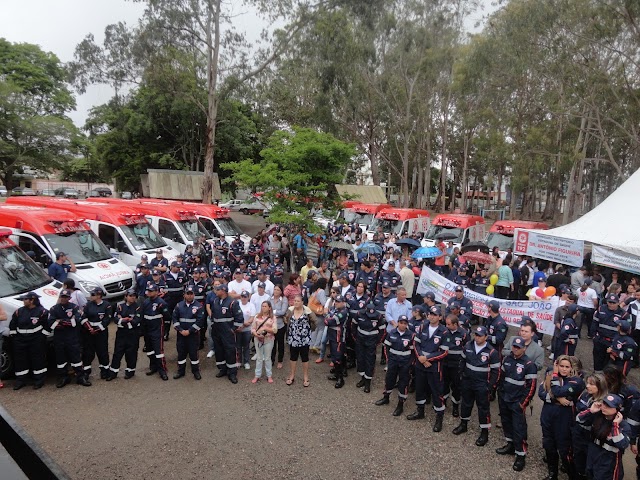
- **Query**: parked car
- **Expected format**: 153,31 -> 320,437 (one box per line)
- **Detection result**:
54,187 -> 79,199
11,187 -> 36,196
219,199 -> 244,211
0,186 -> 7,197
39,189 -> 56,197
120,191 -> 133,199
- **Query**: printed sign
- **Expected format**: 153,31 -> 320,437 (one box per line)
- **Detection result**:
514,229 -> 584,267
592,245 -> 640,275
416,266 -> 558,335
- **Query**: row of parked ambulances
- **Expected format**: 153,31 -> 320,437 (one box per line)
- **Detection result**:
337,202 -> 549,254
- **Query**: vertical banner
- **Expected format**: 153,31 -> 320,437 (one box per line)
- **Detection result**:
514,229 -> 584,267
417,266 -> 559,336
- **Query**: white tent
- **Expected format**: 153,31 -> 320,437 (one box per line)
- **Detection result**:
532,167 -> 640,257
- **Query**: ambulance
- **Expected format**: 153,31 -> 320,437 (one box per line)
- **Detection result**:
146,200 -> 250,248
367,208 -> 431,239
422,213 -> 486,249
349,203 -> 392,231
0,205 -> 134,301
5,197 -> 177,267
336,201 -> 363,224
85,198 -> 212,254
0,228 -> 61,378
486,220 -> 549,256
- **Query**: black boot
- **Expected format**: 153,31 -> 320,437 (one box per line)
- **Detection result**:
159,371 -> 168,381
363,379 -> 371,393
452,420 -> 468,435
194,371 -> 202,380
146,368 -> 158,376
173,372 -> 185,379
56,376 -> 71,388
512,455 -> 526,472
77,375 -> 92,387
496,442 -> 515,455
228,374 -> 238,384
543,449 -> 559,480
452,403 -> 459,417
433,414 -> 444,432
215,370 -> 227,378
475,428 -> 489,446
375,393 -> 390,406
334,365 -> 345,389
105,372 -> 117,381
124,371 -> 134,379
406,405 -> 425,420
356,377 -> 366,388
392,398 -> 404,416
13,381 -> 26,391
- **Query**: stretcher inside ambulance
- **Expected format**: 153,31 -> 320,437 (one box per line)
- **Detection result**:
485,220 -> 549,256
5,197 -> 176,267
367,208 -> 430,239
0,205 -> 134,300
86,199 -> 212,254
422,214 -> 485,249
0,228 -> 61,378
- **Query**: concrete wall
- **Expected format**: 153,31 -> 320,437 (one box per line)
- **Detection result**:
145,169 -> 221,201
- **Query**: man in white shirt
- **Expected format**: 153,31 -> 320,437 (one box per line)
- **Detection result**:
399,260 -> 415,298
227,269 -> 252,299
252,270 -> 274,296
576,279 -> 598,338
250,282 -> 272,313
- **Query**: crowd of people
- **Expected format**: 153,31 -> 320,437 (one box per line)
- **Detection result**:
4,222 -> 640,479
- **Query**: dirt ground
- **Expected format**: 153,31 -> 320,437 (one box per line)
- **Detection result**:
1,213 -> 637,479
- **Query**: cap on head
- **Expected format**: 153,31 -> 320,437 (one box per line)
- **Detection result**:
458,264 -> 468,272
56,252 -> 66,259
538,276 -> 547,283
152,269 -> 161,275
258,282 -> 266,289
141,254 -> 148,260
566,304 -> 579,316
334,294 -> 345,303
184,286 -> 195,294
234,268 -> 242,275
382,281 -> 391,289
216,284 -> 228,292
146,282 -> 158,292
17,291 -> 40,301
455,285 -> 464,293
240,290 -> 250,298
512,336 -> 525,349
260,258 -> 269,264
429,306 -> 441,316
487,300 -> 500,312
156,249 -> 163,254
602,394 -> 623,410
274,254 -> 281,260
475,326 -> 488,337
91,287 -> 105,296
607,293 -> 619,303
618,320 -> 632,333
583,278 -> 593,285
338,273 -> 349,280
397,315 -> 409,324
239,260 -> 246,265
59,289 -> 72,298
423,291 -> 435,301
125,288 -> 137,296
141,264 -> 150,270
258,269 -> 267,276
450,301 -> 461,310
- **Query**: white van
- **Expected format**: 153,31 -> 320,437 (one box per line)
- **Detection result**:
0,205 -> 134,301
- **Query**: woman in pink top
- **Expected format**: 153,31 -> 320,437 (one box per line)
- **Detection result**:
284,273 -> 302,305
251,301 -> 278,383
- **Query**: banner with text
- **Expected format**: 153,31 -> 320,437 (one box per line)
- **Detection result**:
513,229 -> 584,267
416,266 -> 559,336
592,245 -> 640,275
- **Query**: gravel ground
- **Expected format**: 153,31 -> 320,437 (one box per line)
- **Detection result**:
1,213 -> 637,479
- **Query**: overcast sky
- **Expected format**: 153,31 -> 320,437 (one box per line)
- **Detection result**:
0,0 -> 496,127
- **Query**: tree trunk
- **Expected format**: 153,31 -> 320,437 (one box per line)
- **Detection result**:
424,129 -> 432,209
460,131 -> 469,213
202,0 -> 221,204
368,119 -> 380,185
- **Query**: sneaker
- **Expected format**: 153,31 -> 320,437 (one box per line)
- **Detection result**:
251,354 -> 258,361
244,363 -> 251,370
206,350 -> 215,358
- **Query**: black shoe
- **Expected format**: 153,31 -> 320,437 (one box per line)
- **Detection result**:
327,374 -> 338,381
56,376 -> 71,388
124,372 -> 134,379
77,376 -> 92,387
105,373 -> 117,381
173,372 -> 185,379
513,455 -> 526,472
475,428 -> 489,446
146,369 -> 158,376
375,395 -> 390,406
329,367 -> 336,374
380,357 -> 386,365
33,382 -> 44,390
363,379 -> 371,393
496,442 -> 515,455
433,415 -> 443,433
356,378 -> 366,388
543,472 -> 558,480
452,421 -> 468,435
100,371 -> 109,380
13,382 -> 26,391
392,399 -> 404,417
159,372 -> 168,381
452,404 -> 459,417
163,333 -> 169,342
229,375 -> 238,384
406,406 -> 425,420
215,370 -> 227,378
194,372 -> 202,380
